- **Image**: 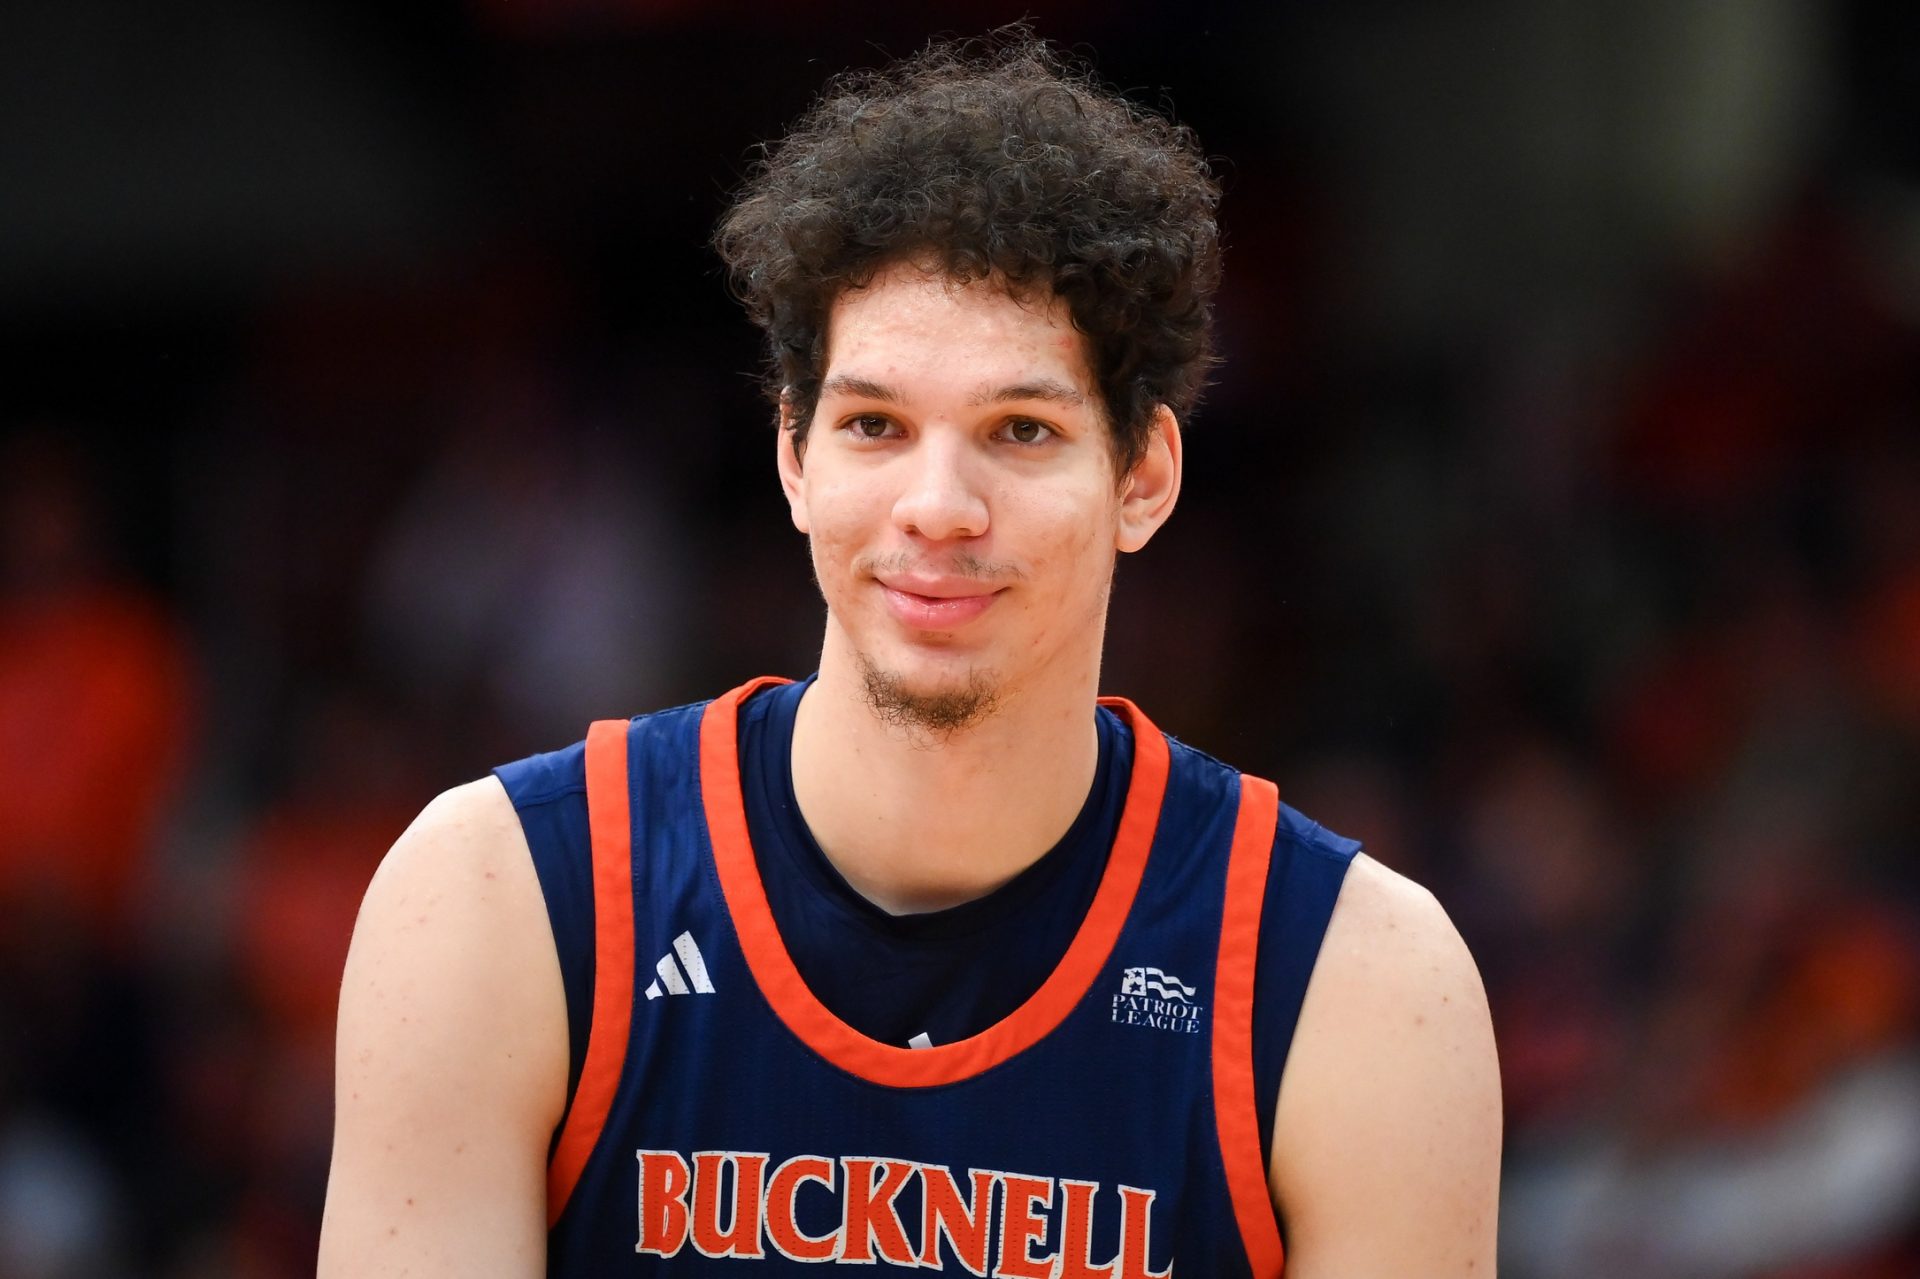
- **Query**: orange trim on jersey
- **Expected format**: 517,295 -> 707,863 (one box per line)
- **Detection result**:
1213,774 -> 1286,1277
545,718 -> 638,1227
700,678 -> 1171,1088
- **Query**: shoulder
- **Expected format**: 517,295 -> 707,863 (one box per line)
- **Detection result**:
1283,854 -> 1496,1111
1311,853 -> 1483,1000
1268,854 -> 1502,1274
1275,853 -> 1491,1113
321,777 -> 566,1273
395,774 -> 530,860
362,777 -> 547,933
344,781 -> 564,1119
337,776 -> 566,1120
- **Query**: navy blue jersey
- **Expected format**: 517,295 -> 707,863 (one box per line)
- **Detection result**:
495,678 -> 1359,1275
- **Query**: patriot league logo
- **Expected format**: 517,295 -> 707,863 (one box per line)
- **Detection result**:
1113,967 -> 1204,1034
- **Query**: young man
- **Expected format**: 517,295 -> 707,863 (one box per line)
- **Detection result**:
321,35 -> 1501,1278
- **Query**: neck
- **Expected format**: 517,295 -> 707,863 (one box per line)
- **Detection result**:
789,630 -> 1103,915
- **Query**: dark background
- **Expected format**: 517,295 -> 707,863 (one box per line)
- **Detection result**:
3,1 -> 1918,1275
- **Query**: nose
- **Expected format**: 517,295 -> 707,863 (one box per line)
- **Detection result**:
891,432 -> 989,542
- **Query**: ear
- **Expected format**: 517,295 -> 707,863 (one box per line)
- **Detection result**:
776,390 -> 809,535
1115,405 -> 1182,553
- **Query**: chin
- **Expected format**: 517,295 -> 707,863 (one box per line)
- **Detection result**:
854,650 -> 1001,735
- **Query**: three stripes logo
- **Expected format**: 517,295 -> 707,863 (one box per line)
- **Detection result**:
645,931 -> 715,1000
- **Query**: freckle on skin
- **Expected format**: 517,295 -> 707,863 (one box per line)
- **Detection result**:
406,1197 -> 415,1206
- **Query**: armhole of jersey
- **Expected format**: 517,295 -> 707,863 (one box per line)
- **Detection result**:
545,719 -> 637,1228
1213,774 -> 1286,1279
1251,810 -> 1360,1164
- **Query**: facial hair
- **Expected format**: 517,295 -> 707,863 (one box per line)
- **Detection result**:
855,650 -> 999,736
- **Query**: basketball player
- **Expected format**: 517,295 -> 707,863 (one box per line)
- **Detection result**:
320,34 -> 1501,1277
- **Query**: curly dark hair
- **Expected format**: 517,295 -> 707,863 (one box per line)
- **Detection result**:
714,31 -> 1222,476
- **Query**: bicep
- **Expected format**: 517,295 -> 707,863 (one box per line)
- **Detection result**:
1269,854 -> 1503,1278
319,777 -> 569,1279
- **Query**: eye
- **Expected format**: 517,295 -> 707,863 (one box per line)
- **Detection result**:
845,413 -> 899,441
1002,418 -> 1054,445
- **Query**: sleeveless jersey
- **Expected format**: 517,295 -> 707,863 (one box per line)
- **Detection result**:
495,678 -> 1359,1276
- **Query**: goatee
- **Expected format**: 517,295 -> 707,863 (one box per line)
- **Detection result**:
856,653 -> 999,736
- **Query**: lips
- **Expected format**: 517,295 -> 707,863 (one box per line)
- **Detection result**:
876,576 -> 1003,630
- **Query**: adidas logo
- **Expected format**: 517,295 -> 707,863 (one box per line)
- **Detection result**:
644,931 -> 715,1000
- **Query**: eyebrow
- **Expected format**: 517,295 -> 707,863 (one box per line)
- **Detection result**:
819,374 -> 903,404
967,379 -> 1087,409
818,374 -> 1086,409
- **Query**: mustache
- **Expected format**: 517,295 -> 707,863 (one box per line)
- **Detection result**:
855,551 -> 1027,583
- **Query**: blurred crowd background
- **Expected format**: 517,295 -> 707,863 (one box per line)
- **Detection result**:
3,0 -> 1918,1275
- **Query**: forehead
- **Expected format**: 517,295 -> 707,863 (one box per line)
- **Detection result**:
822,263 -> 1095,397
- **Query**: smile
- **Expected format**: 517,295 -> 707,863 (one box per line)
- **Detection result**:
878,581 -> 1004,630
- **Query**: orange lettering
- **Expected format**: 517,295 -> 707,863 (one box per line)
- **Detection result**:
636,1150 -> 690,1257
1115,1185 -> 1171,1279
1056,1179 -> 1116,1279
690,1152 -> 768,1259
994,1174 -> 1056,1279
840,1157 -> 917,1265
920,1165 -> 997,1275
765,1155 -> 839,1262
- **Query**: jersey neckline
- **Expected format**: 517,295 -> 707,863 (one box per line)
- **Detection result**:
747,673 -> 1128,946
698,675 -> 1172,1088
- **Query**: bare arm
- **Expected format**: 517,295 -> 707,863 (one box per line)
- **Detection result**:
1270,853 -> 1503,1277
318,777 -> 568,1279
